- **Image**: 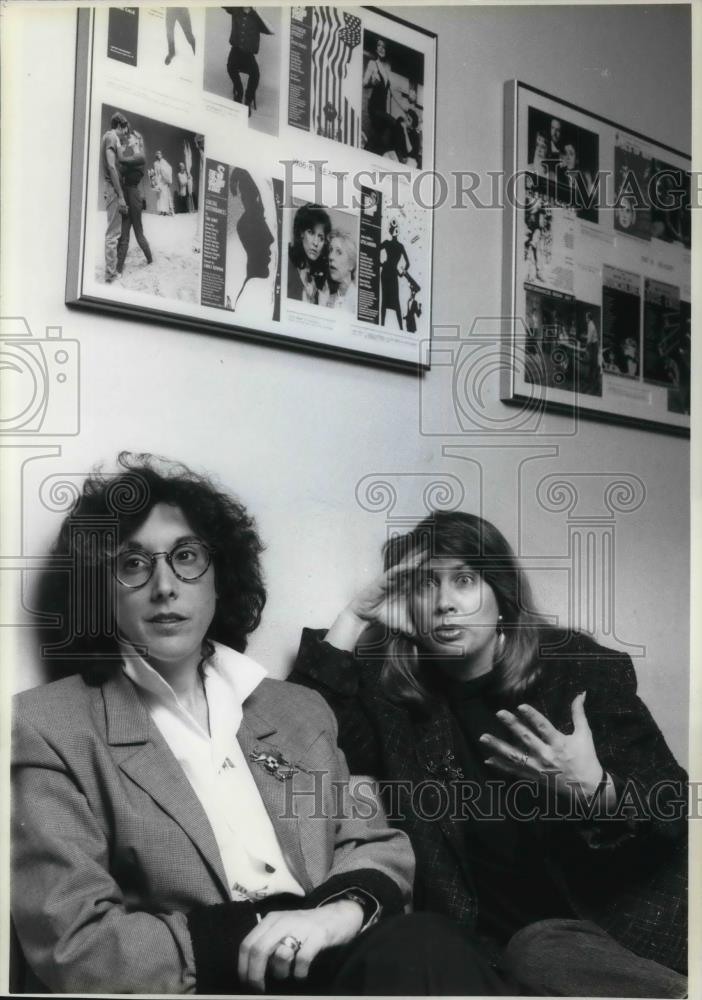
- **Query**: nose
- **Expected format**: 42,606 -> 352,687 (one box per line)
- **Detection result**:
435,581 -> 456,614
149,555 -> 179,599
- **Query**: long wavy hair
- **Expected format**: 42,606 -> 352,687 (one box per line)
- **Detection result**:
377,511 -> 545,711
36,453 -> 266,683
288,203 -> 331,288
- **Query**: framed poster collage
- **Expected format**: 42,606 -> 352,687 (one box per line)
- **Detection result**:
502,81 -> 691,435
66,6 -> 437,370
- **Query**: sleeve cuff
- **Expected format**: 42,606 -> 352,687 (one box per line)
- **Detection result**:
303,868 -> 405,920
186,901 -> 258,994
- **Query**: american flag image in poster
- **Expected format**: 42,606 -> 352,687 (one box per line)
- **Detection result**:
312,8 -> 363,146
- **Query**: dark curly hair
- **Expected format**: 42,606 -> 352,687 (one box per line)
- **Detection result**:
288,203 -> 331,282
35,453 -> 266,682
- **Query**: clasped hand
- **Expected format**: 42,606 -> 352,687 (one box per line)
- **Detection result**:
237,899 -> 363,992
480,692 -> 605,799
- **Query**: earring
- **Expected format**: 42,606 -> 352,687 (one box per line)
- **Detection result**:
496,614 -> 504,636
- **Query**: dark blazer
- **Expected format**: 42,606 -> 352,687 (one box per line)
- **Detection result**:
290,628 -> 688,972
12,667 -> 414,994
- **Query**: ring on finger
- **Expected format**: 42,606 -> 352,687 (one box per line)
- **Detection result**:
278,935 -> 302,955
520,752 -> 530,767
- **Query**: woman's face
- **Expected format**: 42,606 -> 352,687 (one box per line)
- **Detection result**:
115,503 -> 216,679
534,133 -> 547,157
376,39 -> 386,58
328,237 -> 354,285
563,144 -> 577,171
302,223 -> 326,262
617,199 -> 635,229
410,557 -> 500,669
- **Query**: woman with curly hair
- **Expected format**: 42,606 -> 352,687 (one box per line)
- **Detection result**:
291,510 -> 688,997
287,203 -> 331,305
12,457 -> 506,996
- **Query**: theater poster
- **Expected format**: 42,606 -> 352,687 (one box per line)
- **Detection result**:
66,7 -> 437,370
501,81 -> 690,435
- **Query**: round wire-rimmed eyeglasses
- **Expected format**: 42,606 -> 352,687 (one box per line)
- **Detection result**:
112,540 -> 213,590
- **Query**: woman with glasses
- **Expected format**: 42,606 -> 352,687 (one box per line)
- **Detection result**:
12,455 -> 505,995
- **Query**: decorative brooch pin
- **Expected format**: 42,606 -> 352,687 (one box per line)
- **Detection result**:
249,744 -> 310,782
425,751 -> 464,784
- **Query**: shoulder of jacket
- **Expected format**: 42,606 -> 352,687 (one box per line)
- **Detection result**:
254,677 -> 334,717
533,628 -> 634,691
13,674 -> 95,728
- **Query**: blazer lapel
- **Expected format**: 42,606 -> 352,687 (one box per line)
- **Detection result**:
102,672 -> 231,900
237,709 -> 313,894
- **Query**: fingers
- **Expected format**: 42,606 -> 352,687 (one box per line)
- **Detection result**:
269,940 -> 297,982
570,691 -> 590,731
292,927 -> 326,980
479,732 -> 534,767
515,703 -> 561,743
496,709 -> 549,755
238,913 -> 285,992
384,548 -> 426,583
238,913 -> 326,991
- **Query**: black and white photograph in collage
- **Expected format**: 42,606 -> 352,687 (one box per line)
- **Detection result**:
526,107 -> 599,222
96,105 -> 202,301
203,7 -> 281,136
523,287 -> 601,396
643,278 -> 681,387
668,298 -> 691,414
286,201 -> 359,317
601,264 -> 641,377
200,161 -> 283,323
107,7 -> 199,85
613,143 -> 652,240
362,29 -> 425,166
649,159 -> 691,247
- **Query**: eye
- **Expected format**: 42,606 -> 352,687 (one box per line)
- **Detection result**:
456,573 -> 477,586
118,551 -> 151,573
415,575 -> 436,592
172,544 -> 199,564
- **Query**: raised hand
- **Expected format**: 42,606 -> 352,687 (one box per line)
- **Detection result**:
480,692 -> 606,800
325,551 -> 426,652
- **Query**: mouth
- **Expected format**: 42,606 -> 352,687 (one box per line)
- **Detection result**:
433,625 -> 465,642
147,613 -> 187,625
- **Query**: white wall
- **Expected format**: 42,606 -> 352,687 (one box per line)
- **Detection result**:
2,4 -> 690,763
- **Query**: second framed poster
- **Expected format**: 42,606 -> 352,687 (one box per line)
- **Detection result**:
501,81 -> 690,435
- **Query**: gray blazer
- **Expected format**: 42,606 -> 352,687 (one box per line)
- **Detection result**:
12,669 -> 414,994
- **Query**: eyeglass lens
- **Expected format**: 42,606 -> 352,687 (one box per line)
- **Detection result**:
115,541 -> 210,587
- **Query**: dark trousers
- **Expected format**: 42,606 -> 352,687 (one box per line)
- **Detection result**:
504,918 -> 688,997
266,913 -> 508,996
166,8 -> 195,57
227,47 -> 259,105
117,185 -> 152,272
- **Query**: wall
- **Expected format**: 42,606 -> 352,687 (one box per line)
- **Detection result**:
2,4 -> 691,763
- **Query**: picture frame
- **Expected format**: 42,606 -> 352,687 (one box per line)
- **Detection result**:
501,81 -> 691,436
65,6 -> 437,371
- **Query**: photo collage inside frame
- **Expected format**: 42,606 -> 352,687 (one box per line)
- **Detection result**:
70,6 -> 437,369
512,84 -> 690,430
